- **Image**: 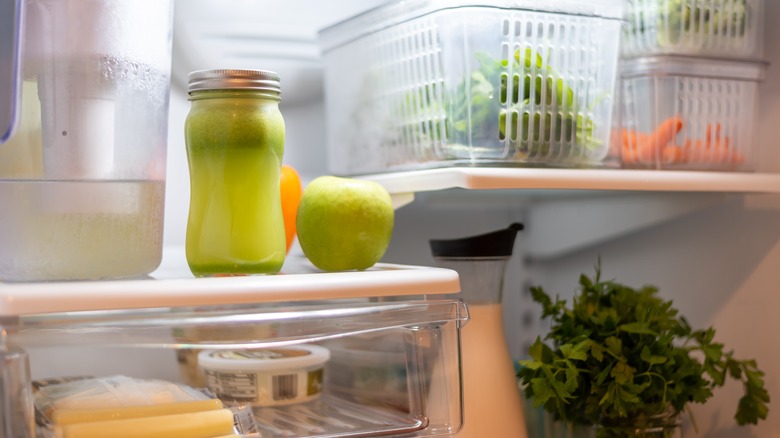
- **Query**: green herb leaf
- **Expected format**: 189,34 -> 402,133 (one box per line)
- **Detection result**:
618,322 -> 658,336
517,264 -> 769,428
640,345 -> 667,366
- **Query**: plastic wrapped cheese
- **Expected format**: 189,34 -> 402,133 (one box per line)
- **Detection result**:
35,375 -> 214,420
52,398 -> 224,425
54,408 -> 236,438
32,375 -> 257,437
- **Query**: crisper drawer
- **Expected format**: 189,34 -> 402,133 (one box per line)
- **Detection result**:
621,0 -> 764,60
319,0 -> 624,175
0,253 -> 467,438
612,55 -> 767,171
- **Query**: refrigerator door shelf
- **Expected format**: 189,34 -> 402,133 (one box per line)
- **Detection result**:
0,246 -> 461,317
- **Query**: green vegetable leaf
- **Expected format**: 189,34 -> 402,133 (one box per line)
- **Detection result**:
530,377 -> 556,406
514,47 -> 544,69
610,361 -> 635,385
618,322 -> 658,336
517,264 -> 769,428
591,342 -> 605,362
560,339 -> 590,361
640,345 -> 667,366
605,336 -> 622,356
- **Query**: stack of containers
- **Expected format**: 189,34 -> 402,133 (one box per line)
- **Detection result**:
318,0 -> 627,175
615,0 -> 768,171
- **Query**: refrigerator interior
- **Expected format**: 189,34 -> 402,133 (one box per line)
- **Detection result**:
22,0 -> 780,436
371,3 -> 780,436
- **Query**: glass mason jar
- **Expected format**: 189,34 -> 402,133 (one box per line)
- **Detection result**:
595,410 -> 682,438
184,69 -> 286,277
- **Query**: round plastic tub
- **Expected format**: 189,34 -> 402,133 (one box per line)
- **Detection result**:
199,345 -> 330,407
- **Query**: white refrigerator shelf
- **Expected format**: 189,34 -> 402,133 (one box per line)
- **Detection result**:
360,167 -> 780,207
0,247 -> 461,317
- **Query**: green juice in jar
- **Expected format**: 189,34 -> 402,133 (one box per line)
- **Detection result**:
184,70 -> 286,276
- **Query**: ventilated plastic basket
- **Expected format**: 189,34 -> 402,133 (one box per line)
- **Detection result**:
614,56 -> 766,171
319,0 -> 624,175
622,0 -> 764,59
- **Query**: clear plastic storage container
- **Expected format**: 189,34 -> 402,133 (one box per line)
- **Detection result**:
621,0 -> 764,59
0,251 -> 467,438
613,56 -> 767,171
318,0 -> 624,175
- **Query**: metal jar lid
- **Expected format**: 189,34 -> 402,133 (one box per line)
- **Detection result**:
187,69 -> 281,94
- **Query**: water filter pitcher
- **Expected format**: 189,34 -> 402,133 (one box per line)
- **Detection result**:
0,0 -> 173,281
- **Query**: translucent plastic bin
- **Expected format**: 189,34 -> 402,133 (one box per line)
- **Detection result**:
0,252 -> 468,438
613,56 -> 767,171
622,0 -> 764,59
319,0 -> 624,175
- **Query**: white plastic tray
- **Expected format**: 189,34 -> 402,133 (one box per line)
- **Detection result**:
0,247 -> 461,317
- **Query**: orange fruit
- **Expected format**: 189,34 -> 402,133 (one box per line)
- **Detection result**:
280,164 -> 303,252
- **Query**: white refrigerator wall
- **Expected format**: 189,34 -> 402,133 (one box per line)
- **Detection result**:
164,1 -> 780,437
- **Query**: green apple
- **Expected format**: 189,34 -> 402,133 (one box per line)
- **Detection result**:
296,176 -> 394,271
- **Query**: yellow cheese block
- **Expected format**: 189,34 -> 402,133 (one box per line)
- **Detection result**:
57,408 -> 236,438
53,398 -> 224,425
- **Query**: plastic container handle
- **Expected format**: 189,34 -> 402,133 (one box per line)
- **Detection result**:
0,0 -> 23,143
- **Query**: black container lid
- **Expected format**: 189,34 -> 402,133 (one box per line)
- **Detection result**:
429,223 -> 524,258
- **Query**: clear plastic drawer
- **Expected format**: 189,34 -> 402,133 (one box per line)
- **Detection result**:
0,251 -> 467,438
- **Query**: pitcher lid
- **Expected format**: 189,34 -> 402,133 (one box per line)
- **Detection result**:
429,223 -> 524,258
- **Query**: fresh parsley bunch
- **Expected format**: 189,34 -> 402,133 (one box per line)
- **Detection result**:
517,266 -> 769,429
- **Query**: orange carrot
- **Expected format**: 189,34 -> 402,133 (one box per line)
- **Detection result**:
662,145 -> 686,164
622,129 -> 649,150
730,150 -> 745,166
650,116 -> 683,147
710,141 -> 740,164
621,143 -> 639,164
685,139 -> 743,165
638,116 -> 684,162
620,129 -> 649,165
683,138 -> 704,160
705,123 -> 722,147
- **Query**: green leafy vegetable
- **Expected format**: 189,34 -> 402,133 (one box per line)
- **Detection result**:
517,264 -> 769,430
628,0 -> 747,47
444,48 -> 599,159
